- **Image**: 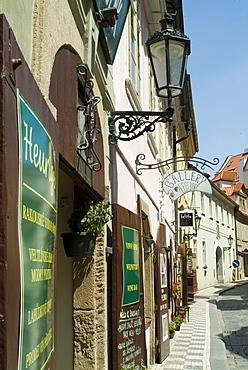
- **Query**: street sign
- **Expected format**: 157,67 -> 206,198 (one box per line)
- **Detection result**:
232,260 -> 240,268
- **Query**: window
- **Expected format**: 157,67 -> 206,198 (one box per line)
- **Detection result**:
193,239 -> 197,254
209,196 -> 212,218
215,200 -> 218,222
240,198 -> 246,211
129,2 -> 141,96
202,241 -> 206,266
227,210 -> 230,227
221,205 -> 224,224
201,193 -> 205,214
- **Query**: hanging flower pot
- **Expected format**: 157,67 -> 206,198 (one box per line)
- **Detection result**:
62,199 -> 112,258
61,232 -> 96,257
169,332 -> 175,339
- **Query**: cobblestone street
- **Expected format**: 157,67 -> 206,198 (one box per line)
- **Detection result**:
217,282 -> 248,369
150,280 -> 248,370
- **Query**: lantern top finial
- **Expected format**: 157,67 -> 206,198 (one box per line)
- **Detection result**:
160,12 -> 174,32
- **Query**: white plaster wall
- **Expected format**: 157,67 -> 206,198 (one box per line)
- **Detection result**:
191,191 -> 236,290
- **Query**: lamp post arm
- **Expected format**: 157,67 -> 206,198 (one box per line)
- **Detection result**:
109,107 -> 174,144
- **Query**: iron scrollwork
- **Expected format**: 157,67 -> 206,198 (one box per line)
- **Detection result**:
135,153 -> 219,175
77,65 -> 102,172
109,107 -> 174,144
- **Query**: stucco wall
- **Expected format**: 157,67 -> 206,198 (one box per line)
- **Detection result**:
0,2 -> 109,369
0,0 -> 35,65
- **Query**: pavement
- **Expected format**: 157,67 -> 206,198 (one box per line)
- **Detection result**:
217,281 -> 248,369
149,278 -> 248,370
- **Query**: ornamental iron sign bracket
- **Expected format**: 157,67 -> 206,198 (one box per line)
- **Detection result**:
135,154 -> 219,175
77,65 -> 102,172
136,154 -> 220,201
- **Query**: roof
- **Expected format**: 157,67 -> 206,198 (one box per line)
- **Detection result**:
212,170 -> 236,182
217,151 -> 248,180
222,183 -> 248,197
222,186 -> 235,197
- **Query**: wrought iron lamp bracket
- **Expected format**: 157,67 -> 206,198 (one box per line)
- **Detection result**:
109,107 -> 174,144
223,247 -> 231,252
183,232 -> 197,242
135,154 -> 219,175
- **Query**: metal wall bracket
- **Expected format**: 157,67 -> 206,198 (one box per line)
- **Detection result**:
77,65 -> 102,172
135,154 -> 219,175
109,107 -> 174,144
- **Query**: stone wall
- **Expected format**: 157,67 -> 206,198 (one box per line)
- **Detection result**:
73,235 -> 107,369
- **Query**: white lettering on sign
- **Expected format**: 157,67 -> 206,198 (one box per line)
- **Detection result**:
23,121 -> 56,196
163,170 -> 212,201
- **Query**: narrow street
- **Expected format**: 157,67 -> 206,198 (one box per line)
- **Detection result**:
217,281 -> 248,369
150,279 -> 248,370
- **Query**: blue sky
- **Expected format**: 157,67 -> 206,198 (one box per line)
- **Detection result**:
182,0 -> 248,175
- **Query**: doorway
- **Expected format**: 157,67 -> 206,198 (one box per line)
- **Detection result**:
216,247 -> 224,283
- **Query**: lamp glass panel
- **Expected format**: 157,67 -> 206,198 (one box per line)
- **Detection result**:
195,215 -> 201,231
149,38 -> 186,97
149,39 -> 167,90
168,39 -> 185,87
228,235 -> 233,246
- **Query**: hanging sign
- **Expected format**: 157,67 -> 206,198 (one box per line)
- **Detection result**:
17,91 -> 56,370
163,170 -> 212,201
179,211 -> 194,227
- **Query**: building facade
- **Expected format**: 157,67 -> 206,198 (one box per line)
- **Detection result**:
0,0 -> 199,369
213,149 -> 248,279
5,0 -> 248,367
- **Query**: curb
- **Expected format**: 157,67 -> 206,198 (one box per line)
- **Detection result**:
208,293 -> 229,370
208,279 -> 248,370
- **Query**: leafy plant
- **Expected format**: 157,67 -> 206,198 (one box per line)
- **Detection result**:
68,200 -> 112,235
119,358 -> 147,369
172,314 -> 185,328
169,321 -> 177,333
178,308 -> 187,317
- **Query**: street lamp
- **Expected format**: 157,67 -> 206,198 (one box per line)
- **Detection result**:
146,12 -> 190,102
228,235 -> 234,247
183,211 -> 201,242
224,235 -> 234,251
109,12 -> 190,143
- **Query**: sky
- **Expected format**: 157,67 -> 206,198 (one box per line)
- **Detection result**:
182,0 -> 248,176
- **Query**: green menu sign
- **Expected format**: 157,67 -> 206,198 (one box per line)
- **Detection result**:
122,226 -> 140,306
17,92 -> 56,370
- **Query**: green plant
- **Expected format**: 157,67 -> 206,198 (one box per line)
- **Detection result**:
68,200 -> 112,235
139,359 -> 147,369
173,314 -> 185,328
178,308 -> 187,317
119,358 -> 147,370
169,321 -> 177,333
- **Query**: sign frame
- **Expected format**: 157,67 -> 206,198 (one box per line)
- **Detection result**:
17,91 -> 57,370
163,170 -> 212,201
112,204 -> 146,369
179,211 -> 195,228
